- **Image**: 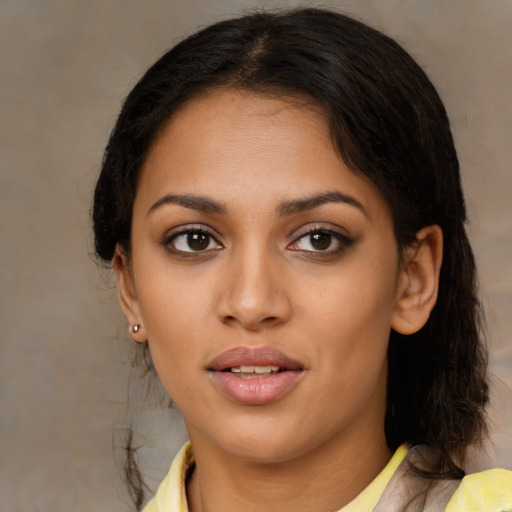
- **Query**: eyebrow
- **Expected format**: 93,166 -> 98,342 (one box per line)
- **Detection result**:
277,191 -> 368,218
147,190 -> 367,218
147,194 -> 227,216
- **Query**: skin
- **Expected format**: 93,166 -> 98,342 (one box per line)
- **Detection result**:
115,89 -> 442,512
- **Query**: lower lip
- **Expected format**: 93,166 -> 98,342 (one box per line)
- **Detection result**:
211,370 -> 303,406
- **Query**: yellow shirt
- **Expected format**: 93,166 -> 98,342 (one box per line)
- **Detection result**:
143,442 -> 512,511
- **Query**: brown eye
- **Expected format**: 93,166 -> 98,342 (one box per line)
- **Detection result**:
289,228 -> 353,254
168,229 -> 222,253
187,232 -> 210,251
309,232 -> 332,251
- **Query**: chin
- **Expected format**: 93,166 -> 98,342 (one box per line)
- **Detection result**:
224,437 -> 306,464
209,416 -> 334,465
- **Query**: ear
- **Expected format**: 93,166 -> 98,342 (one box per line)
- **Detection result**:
391,225 -> 443,335
113,245 -> 147,343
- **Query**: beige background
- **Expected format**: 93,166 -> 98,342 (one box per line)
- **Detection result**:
1,1 -> 511,510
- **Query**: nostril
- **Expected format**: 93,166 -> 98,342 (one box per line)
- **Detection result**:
216,286 -> 292,329
222,313 -> 281,330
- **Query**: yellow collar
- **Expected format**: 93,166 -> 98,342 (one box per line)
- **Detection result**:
144,442 -> 408,512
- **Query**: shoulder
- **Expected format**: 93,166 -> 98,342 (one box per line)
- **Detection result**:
142,442 -> 193,512
445,468 -> 512,512
372,444 -> 512,512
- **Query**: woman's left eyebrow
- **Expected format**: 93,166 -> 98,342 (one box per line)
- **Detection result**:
277,191 -> 368,219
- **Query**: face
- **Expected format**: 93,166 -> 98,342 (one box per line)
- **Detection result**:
120,89 -> 407,463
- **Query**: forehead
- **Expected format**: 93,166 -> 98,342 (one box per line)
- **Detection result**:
151,88 -> 330,164
136,88 -> 390,219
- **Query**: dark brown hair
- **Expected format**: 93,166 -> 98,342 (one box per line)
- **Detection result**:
93,8 -> 488,509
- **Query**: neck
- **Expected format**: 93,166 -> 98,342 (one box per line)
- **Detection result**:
186,429 -> 392,512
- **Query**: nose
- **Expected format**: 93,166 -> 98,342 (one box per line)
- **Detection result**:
215,245 -> 292,331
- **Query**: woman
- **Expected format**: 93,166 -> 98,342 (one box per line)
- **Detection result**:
92,8 -> 512,512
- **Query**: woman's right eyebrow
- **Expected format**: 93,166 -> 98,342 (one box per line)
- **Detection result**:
147,194 -> 228,216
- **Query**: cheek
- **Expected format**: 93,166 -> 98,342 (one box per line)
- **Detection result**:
299,250 -> 398,381
307,293 -> 391,385
301,250 -> 398,338
134,270 -> 213,390
302,286 -> 392,433
135,250 -> 213,336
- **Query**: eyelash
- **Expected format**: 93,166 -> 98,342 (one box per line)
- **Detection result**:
162,226 -> 223,257
162,225 -> 353,257
289,226 -> 354,255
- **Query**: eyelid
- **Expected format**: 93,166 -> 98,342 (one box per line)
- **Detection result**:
288,224 -> 354,253
162,224 -> 224,254
162,223 -> 223,241
291,222 -> 351,241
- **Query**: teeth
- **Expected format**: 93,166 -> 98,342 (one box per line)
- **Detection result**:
230,365 -> 280,374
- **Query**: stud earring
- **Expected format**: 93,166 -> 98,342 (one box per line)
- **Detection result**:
132,324 -> 141,333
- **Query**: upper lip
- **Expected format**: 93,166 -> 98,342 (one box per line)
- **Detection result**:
208,346 -> 304,371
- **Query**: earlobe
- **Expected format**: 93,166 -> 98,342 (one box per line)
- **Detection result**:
391,225 -> 443,335
113,245 -> 147,343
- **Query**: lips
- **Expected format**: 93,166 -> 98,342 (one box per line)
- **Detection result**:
208,346 -> 304,406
